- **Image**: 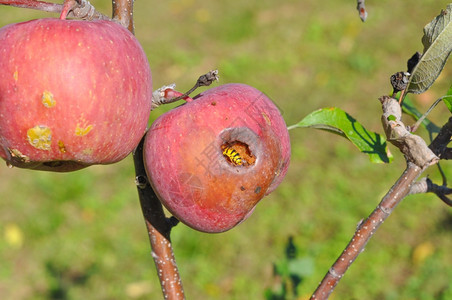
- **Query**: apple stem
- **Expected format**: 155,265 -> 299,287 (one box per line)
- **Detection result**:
151,70 -> 219,110
179,69 -> 219,101
165,87 -> 194,103
151,85 -> 192,110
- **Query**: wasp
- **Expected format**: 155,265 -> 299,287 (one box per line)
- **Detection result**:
222,146 -> 242,165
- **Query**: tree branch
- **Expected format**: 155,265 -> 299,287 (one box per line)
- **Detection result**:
133,138 -> 185,300
439,149 -> 452,159
0,0 -> 109,20
112,0 -> 134,33
310,95 -> 447,299
311,162 -> 423,299
0,0 -> 62,12
379,96 -> 438,167
109,0 -> 185,297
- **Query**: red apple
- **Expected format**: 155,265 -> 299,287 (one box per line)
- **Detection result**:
0,18 -> 152,171
144,83 -> 290,233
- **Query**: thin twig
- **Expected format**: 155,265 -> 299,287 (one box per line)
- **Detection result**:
311,162 -> 424,299
311,95 -> 448,299
390,71 -> 410,104
426,178 -> 452,206
0,0 -> 109,20
151,70 -> 219,110
410,97 -> 446,132
0,0 -> 62,12
133,139 -> 185,300
409,176 -> 452,207
171,69 -> 219,102
429,116 -> 452,159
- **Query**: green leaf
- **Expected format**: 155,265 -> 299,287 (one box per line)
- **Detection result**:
442,84 -> 452,113
287,257 -> 314,278
402,97 -> 441,135
288,107 -> 393,163
407,4 -> 452,94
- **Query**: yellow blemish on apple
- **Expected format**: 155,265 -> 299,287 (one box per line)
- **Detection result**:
58,140 -> 66,153
27,125 -> 52,150
42,90 -> 56,108
13,69 -> 18,82
75,124 -> 93,136
262,112 -> 271,126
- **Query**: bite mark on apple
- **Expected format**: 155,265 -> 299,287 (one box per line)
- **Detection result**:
27,125 -> 52,150
41,91 -> 56,108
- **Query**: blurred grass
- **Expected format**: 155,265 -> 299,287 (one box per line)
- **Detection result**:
1,0 -> 452,299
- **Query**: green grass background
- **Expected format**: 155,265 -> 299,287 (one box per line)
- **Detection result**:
1,0 -> 452,299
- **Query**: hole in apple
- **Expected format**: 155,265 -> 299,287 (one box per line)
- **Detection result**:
221,141 -> 256,166
219,127 -> 260,167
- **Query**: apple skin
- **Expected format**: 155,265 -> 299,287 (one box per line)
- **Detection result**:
144,83 -> 290,233
0,18 -> 152,171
